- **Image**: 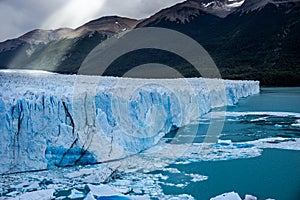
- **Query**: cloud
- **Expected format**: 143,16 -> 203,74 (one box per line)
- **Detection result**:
96,0 -> 185,19
0,0 -> 65,41
42,0 -> 106,29
0,0 -> 184,42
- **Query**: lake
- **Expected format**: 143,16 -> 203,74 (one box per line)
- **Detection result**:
153,87 -> 300,199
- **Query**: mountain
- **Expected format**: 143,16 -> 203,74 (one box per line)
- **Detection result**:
137,0 -> 245,26
134,0 -> 300,86
0,16 -> 139,73
0,0 -> 299,86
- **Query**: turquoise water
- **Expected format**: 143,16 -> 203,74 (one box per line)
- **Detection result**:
157,149 -> 300,200
157,87 -> 300,199
228,87 -> 300,113
164,88 -> 300,143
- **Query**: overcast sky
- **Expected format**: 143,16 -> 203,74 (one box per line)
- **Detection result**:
0,0 -> 184,42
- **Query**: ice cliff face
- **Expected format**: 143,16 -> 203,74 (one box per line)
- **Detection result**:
0,70 -> 259,174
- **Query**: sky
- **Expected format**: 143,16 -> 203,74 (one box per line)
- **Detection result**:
0,0 -> 185,42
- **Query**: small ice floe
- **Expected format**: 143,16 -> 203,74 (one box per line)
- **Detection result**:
223,111 -> 300,118
174,160 -> 192,165
291,119 -> 300,127
24,182 -> 40,192
86,184 -> 121,197
217,139 -> 232,146
169,194 -> 194,200
210,192 -> 242,200
155,173 -> 169,180
255,137 -> 300,150
211,192 -> 275,200
84,184 -> 149,200
160,182 -> 189,188
274,124 -> 283,128
291,123 -> 300,127
187,173 -> 208,182
9,189 -> 55,200
162,167 -> 181,174
250,116 -> 268,122
64,164 -> 115,184
244,194 -> 275,200
68,189 -> 84,199
244,194 -> 257,200
174,183 -> 189,188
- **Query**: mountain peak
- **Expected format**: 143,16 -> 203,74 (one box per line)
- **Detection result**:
137,0 -> 246,27
137,0 -> 296,27
191,0 -> 245,9
63,16 -> 140,39
76,16 -> 139,34
18,28 -> 74,44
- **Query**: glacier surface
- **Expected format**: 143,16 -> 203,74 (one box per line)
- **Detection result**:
0,70 -> 259,173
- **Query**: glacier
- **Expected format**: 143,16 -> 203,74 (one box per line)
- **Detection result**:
0,70 -> 259,174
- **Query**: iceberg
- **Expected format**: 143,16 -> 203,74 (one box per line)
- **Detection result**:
0,71 -> 259,173
210,192 -> 242,200
8,189 -> 55,200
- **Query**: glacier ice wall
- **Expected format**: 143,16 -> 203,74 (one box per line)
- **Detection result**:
0,71 -> 259,173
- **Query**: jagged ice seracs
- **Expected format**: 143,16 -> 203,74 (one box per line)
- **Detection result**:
0,71 -> 259,173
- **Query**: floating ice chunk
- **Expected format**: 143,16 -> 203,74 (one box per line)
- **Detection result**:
169,194 -> 194,200
291,123 -> 300,127
217,139 -> 232,146
85,184 -> 148,200
210,192 -> 242,200
217,139 -> 232,143
131,195 -> 151,200
175,183 -> 188,188
14,181 -> 31,189
154,173 -> 169,180
6,191 -> 20,197
87,184 -> 120,197
10,189 -> 55,200
253,137 -> 300,150
250,116 -> 268,122
188,173 -> 208,182
174,160 -> 191,165
244,194 -> 257,200
84,192 -> 95,200
68,189 -> 84,199
274,124 -> 283,128
244,195 -> 274,200
220,111 -> 300,118
291,119 -> 300,127
24,182 -> 40,192
162,168 -> 181,174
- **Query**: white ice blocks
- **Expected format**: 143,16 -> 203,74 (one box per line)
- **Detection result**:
0,71 -> 259,173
